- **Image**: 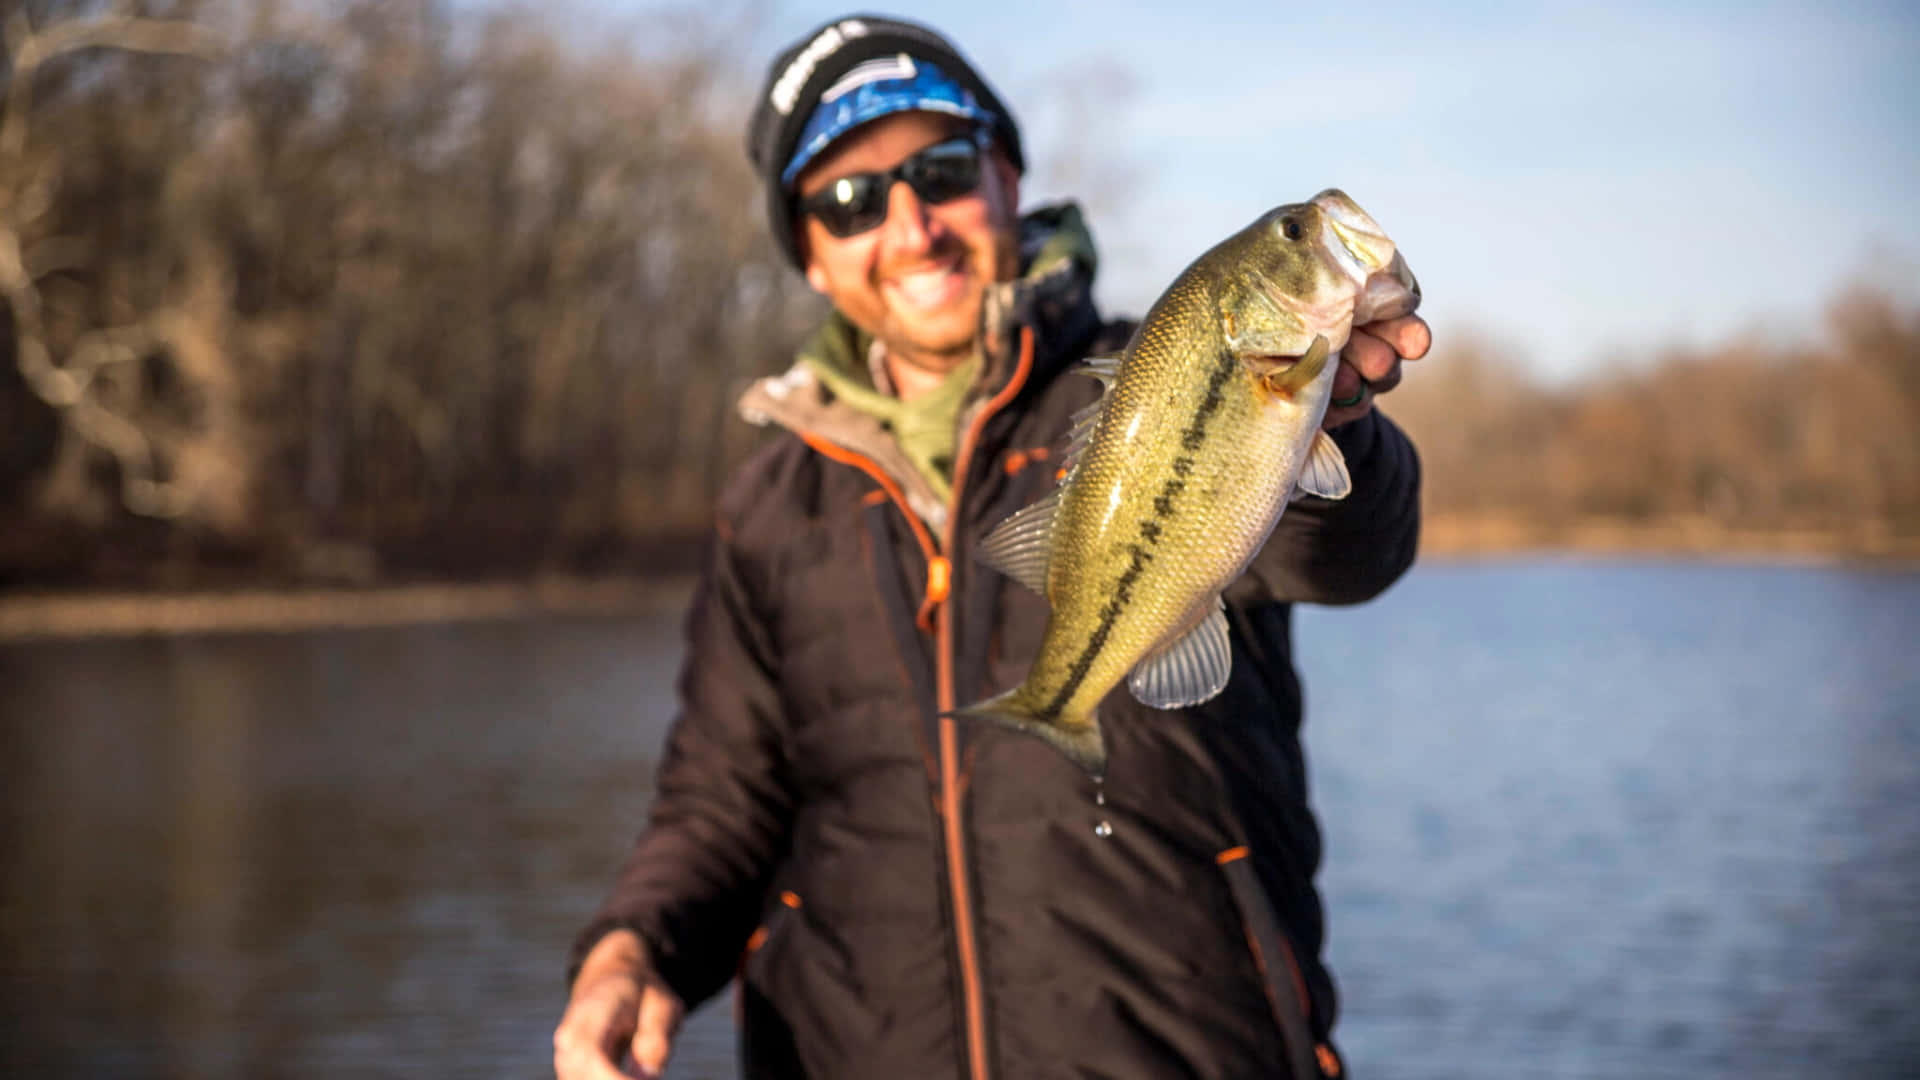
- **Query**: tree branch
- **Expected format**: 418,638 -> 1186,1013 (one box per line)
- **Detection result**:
4,12 -> 223,157
1,9 -> 221,519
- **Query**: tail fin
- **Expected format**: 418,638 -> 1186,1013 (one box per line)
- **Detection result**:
951,688 -> 1107,776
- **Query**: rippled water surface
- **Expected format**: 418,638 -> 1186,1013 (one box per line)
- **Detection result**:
3,560 -> 1916,1078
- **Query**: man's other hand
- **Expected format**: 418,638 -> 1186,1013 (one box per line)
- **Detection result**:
554,930 -> 686,1079
1324,314 -> 1432,430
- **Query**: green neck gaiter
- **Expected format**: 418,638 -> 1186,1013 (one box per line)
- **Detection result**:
790,203 -> 1099,502
799,315 -> 979,502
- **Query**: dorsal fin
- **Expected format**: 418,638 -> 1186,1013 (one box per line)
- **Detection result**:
975,489 -> 1061,594
1062,398 -> 1103,479
1059,356 -> 1122,483
1077,355 -> 1122,386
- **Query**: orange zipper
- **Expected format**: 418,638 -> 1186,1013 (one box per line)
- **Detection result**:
798,328 -> 1034,1080
935,327 -> 1035,1080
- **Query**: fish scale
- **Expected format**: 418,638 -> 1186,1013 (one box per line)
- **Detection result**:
959,190 -> 1420,774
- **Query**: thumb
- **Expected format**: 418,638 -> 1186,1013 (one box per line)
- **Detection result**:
629,980 -> 685,1078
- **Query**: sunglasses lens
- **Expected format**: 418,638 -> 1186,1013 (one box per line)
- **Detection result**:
800,135 -> 985,238
810,174 -> 886,237
903,139 -> 982,204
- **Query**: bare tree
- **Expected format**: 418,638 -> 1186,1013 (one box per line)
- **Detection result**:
1,1 -> 221,521
3,0 -> 1912,588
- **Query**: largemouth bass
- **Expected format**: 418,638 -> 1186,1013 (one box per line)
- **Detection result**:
958,189 -> 1420,775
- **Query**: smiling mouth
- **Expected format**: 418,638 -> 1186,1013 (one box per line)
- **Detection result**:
886,260 -> 968,308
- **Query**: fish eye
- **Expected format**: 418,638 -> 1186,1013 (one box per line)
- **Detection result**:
1282,219 -> 1303,241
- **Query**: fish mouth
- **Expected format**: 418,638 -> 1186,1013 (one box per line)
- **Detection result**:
1354,251 -> 1421,324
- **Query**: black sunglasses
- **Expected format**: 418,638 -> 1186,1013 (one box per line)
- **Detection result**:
795,131 -> 989,238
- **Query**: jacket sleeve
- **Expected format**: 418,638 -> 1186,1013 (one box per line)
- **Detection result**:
567,520 -> 794,1008
1227,408 -> 1422,607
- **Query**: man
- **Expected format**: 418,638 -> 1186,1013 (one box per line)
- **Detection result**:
554,14 -> 1429,1080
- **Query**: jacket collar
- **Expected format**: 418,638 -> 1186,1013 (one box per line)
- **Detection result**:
738,201 -> 1104,532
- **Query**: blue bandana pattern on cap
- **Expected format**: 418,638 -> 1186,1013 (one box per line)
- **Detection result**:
781,55 -> 996,185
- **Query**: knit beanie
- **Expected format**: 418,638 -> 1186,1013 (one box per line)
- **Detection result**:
746,14 -> 1026,269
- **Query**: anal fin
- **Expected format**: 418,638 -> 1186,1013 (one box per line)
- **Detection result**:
1127,602 -> 1232,709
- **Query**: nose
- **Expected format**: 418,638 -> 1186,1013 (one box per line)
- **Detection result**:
878,178 -> 938,254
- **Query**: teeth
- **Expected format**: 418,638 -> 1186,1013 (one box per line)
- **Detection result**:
891,265 -> 962,306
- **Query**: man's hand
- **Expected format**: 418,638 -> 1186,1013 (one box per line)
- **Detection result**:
1323,314 -> 1432,430
554,930 -> 686,1080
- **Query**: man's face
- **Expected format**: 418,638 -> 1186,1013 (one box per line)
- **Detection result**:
795,111 -> 1021,377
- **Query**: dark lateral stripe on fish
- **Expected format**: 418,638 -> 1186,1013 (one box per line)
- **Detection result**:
1180,352 -> 1237,452
1036,352 -> 1240,720
1039,541 -> 1153,720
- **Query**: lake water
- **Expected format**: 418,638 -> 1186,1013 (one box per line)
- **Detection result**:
2,560 -> 1916,1078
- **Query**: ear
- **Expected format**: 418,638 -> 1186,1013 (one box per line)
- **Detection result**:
794,221 -> 831,294
988,148 -> 1021,212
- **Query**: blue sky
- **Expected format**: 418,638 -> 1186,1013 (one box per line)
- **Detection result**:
588,1 -> 1920,382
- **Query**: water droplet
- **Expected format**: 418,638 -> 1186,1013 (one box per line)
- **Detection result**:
1094,820 -> 1114,838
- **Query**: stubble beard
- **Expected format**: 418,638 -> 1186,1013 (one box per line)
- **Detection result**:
882,313 -> 977,376
876,227 -> 1019,377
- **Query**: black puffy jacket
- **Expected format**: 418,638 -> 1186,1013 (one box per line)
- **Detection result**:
572,214 -> 1420,1080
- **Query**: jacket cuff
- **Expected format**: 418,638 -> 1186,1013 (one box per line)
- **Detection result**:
565,917 -> 659,992
1328,406 -> 1382,469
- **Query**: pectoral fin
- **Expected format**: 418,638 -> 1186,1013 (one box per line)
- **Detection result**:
1293,430 -> 1351,500
1127,603 -> 1232,709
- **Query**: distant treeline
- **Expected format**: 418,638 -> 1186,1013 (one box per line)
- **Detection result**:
2,0 -> 824,586
1388,292 -> 1919,555
2,2 -> 1915,590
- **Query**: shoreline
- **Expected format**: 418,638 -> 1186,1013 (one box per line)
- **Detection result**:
3,519 -> 1914,642
0,575 -> 698,643
1417,513 -> 1920,567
